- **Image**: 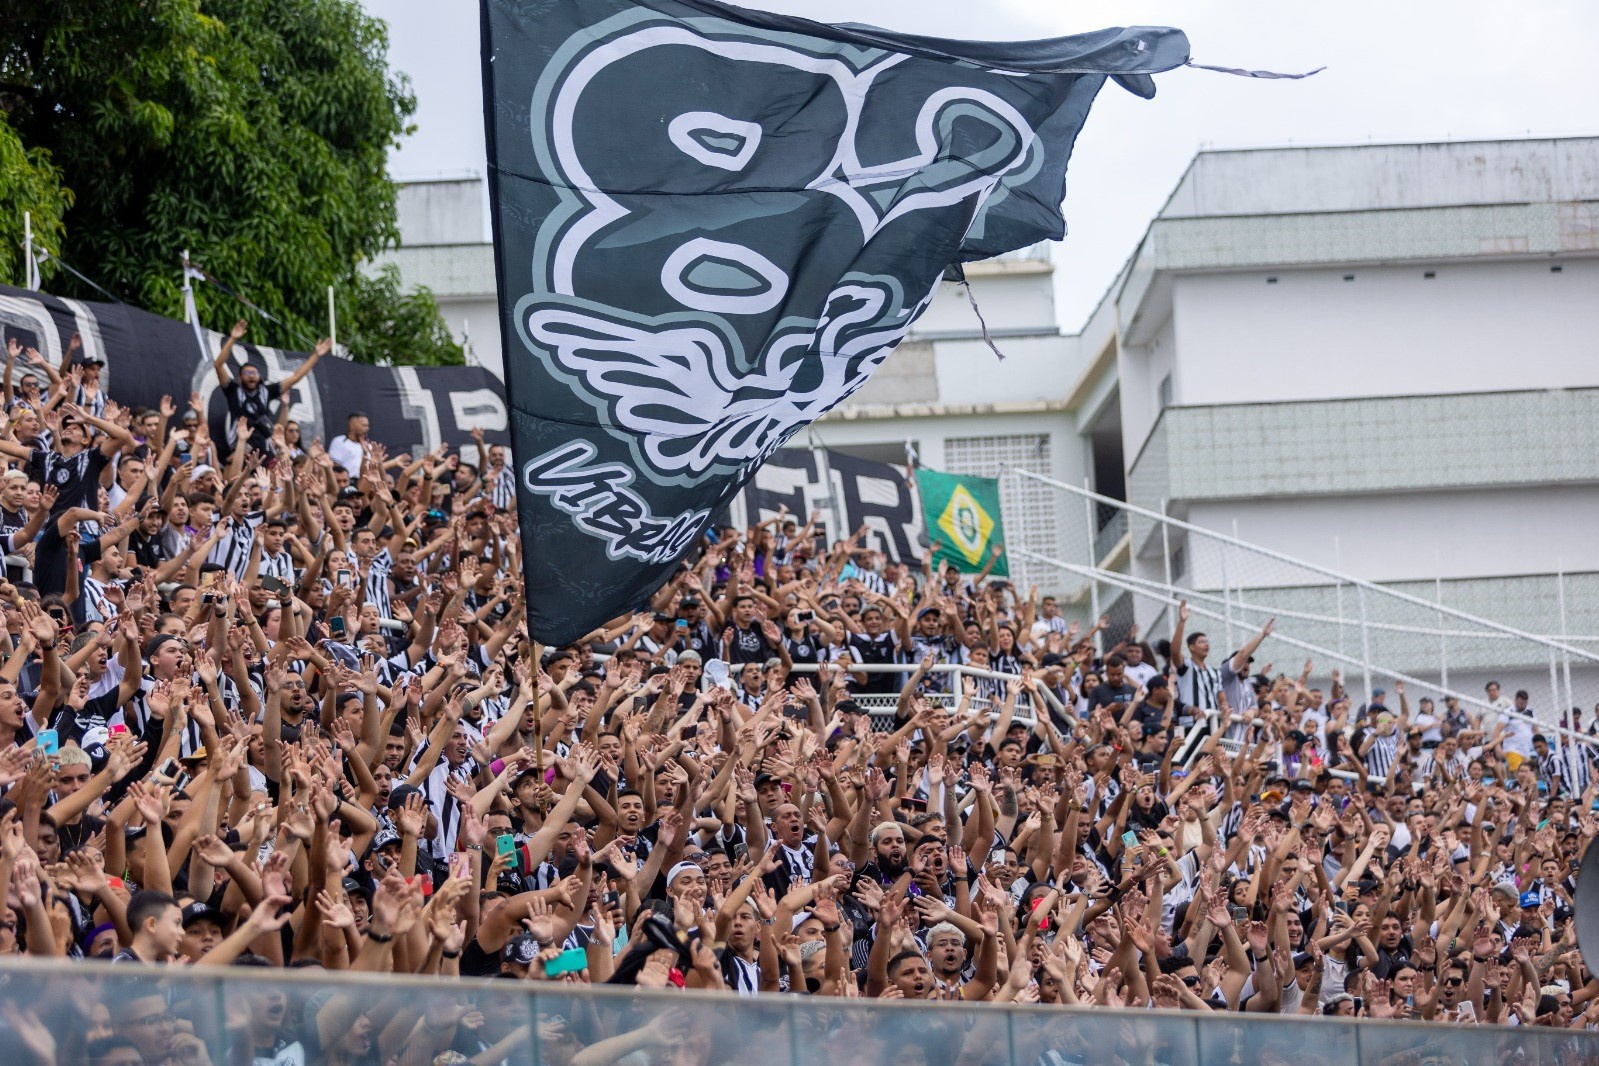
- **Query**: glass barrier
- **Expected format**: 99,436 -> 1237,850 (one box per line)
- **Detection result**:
0,958 -> 1591,1066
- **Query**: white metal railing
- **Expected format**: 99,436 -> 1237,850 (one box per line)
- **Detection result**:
1014,544 -> 1599,758
1014,468 -> 1599,734
778,661 -> 1063,729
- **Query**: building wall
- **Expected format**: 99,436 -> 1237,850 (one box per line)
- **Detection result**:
1169,259 -> 1599,410
1186,486 -> 1599,587
1159,138 -> 1599,220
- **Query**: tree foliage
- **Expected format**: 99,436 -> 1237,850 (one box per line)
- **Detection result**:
0,114 -> 70,288
0,0 -> 462,365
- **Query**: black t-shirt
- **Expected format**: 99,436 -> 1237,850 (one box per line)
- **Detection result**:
1087,681 -> 1138,713
723,623 -> 774,664
222,379 -> 282,449
29,446 -> 110,514
34,521 -> 100,600
458,936 -> 500,978
847,631 -> 901,695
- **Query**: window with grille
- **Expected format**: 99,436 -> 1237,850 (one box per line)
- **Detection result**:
943,433 -> 1057,594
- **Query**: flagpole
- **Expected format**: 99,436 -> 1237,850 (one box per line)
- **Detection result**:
327,285 -> 337,350
807,428 -> 840,550
23,212 -> 37,290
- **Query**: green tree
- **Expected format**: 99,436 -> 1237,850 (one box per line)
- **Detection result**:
0,0 -> 462,364
345,264 -> 462,366
0,114 -> 70,287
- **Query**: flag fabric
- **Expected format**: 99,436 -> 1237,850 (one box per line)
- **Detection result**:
918,468 -> 1009,578
481,0 -> 1186,643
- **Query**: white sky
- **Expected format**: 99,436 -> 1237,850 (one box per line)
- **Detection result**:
365,0 -> 1599,330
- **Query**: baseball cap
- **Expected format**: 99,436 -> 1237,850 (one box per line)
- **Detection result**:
341,877 -> 372,903
1519,890 -> 1542,909
680,596 -> 701,608
502,934 -> 539,966
182,901 -> 225,929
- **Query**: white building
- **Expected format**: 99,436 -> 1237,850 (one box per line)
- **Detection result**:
379,136 -> 1599,716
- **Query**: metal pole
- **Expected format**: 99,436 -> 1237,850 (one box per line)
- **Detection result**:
327,284 -> 337,349
1160,497 -> 1174,635
23,211 -> 36,290
1084,478 -> 1100,650
1334,536 -> 1345,660
807,429 -> 840,553
1549,650 -> 1561,739
181,249 -> 193,319
1558,571 -> 1574,727
1436,571 -> 1448,695
1358,584 -> 1372,708
1221,547 -> 1234,653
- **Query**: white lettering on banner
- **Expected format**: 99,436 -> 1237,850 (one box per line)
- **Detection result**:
523,441 -> 708,563
392,367 -> 442,452
449,388 -> 508,433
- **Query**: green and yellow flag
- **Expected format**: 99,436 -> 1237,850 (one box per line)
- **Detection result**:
918,469 -> 1008,578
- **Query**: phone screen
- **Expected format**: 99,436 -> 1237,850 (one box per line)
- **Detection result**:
37,729 -> 59,756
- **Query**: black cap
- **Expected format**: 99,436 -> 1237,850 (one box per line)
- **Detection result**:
182,901 -> 225,929
753,772 -> 778,788
680,597 -> 701,608
502,934 -> 539,966
835,699 -> 862,716
341,876 -> 372,902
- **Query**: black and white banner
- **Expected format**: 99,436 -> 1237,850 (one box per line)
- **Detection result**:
0,285 -> 508,453
726,448 -> 923,564
483,0 -> 1187,643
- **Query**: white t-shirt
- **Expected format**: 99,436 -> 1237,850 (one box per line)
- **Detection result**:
326,434 -> 365,476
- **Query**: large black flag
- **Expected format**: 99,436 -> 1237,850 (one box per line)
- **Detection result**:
482,0 -> 1187,643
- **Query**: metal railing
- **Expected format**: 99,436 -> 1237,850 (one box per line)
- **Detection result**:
1014,543 -> 1599,759
0,956 -> 1588,1066
1015,468 -> 1599,740
781,661 -> 1060,729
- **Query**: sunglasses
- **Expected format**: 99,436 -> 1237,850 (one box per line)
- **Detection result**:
1443,977 -> 1465,987
1181,976 -> 1201,987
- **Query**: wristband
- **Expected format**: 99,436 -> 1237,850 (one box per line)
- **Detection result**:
366,929 -> 394,943
822,924 -> 841,933
441,948 -> 462,959
464,844 -> 483,851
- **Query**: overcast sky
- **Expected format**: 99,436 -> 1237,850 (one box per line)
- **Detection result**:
366,0 -> 1599,330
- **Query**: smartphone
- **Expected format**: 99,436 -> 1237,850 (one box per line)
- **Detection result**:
496,833 -> 521,872
675,619 -> 688,629
1537,819 -> 1550,831
796,610 -> 814,624
1121,830 -> 1140,850
544,947 -> 588,977
156,757 -> 182,781
109,723 -> 129,738
731,843 -> 749,864
328,616 -> 347,640
36,729 -> 59,757
1230,906 -> 1249,923
405,875 -> 434,898
336,569 -> 353,588
1334,901 -> 1350,915
602,890 -> 619,908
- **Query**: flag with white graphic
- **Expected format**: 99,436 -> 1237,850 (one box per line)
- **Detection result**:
482,0 -> 1186,642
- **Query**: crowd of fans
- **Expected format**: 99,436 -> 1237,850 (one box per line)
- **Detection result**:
0,324 -> 1593,1066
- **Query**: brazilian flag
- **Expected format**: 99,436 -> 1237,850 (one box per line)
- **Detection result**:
918,469 -> 1008,578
